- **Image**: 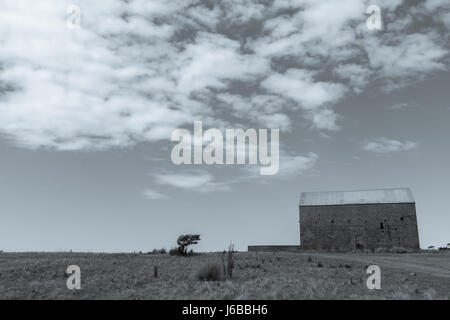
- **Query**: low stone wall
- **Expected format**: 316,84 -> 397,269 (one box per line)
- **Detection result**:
247,245 -> 301,252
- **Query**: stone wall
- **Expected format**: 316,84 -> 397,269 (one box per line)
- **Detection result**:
299,203 -> 420,251
248,245 -> 301,252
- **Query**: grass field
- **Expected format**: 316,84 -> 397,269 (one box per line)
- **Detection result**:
0,251 -> 449,299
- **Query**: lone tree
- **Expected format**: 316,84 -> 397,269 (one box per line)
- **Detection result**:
177,234 -> 201,255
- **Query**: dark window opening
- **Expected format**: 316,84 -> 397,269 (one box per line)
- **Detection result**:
380,222 -> 384,230
400,217 -> 404,222
331,220 -> 334,224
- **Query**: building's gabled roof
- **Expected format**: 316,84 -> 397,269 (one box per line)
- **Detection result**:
299,188 -> 415,206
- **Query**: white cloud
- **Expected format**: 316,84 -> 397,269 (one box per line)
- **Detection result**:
216,93 -> 291,130
256,113 -> 291,130
365,33 -> 447,90
175,32 -> 269,94
154,170 -> 230,192
388,102 -> 411,110
242,151 -> 318,178
0,0 -> 194,150
278,152 -> 318,177
308,109 -> 341,131
142,189 -> 168,200
362,137 -> 418,154
261,69 -> 348,111
261,69 -> 347,130
0,0 -> 448,150
424,0 -> 450,11
334,63 -> 371,93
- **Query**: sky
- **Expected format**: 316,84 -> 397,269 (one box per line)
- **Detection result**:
0,0 -> 449,252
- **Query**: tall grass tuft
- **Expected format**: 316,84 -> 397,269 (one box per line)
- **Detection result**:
221,243 -> 235,279
195,262 -> 222,281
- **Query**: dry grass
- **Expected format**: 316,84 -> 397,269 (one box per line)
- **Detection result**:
195,262 -> 222,281
0,251 -> 449,299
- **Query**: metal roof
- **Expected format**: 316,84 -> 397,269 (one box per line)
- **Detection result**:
299,188 -> 415,206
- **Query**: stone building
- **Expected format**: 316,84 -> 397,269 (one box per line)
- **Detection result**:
299,188 -> 420,251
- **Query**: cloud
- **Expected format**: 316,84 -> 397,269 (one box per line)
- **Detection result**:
388,102 -> 415,110
216,93 -> 291,130
175,32 -> 269,94
243,151 -> 318,178
261,69 -> 348,111
365,33 -> 448,91
153,150 -> 318,192
334,64 -> 371,94
0,0 -> 448,150
261,69 -> 347,131
361,137 -> 418,154
154,170 -> 230,192
308,109 -> 341,131
278,152 -> 318,177
0,0 -> 194,150
256,113 -> 291,130
389,103 -> 408,110
142,189 -> 168,200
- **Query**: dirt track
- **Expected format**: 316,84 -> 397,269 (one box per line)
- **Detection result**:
306,252 -> 450,278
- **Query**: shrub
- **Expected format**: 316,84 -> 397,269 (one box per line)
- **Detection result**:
149,248 -> 167,254
169,246 -> 195,256
169,247 -> 183,256
195,262 -> 222,281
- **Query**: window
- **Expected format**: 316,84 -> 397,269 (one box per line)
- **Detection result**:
380,222 -> 384,230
